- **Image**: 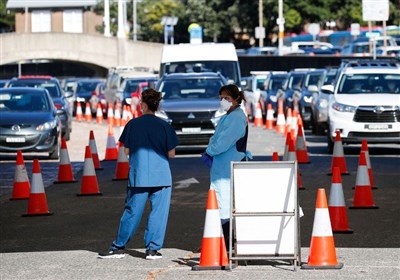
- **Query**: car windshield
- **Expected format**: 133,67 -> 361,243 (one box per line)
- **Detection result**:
160,78 -> 223,100
268,77 -> 286,90
9,81 -> 61,97
76,81 -> 100,93
288,75 -> 304,89
0,91 -> 50,112
305,73 -> 324,87
338,74 -> 400,94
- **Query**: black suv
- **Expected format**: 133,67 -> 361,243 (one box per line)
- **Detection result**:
7,76 -> 73,141
156,72 -> 227,146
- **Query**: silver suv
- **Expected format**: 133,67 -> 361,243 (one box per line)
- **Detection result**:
323,59 -> 400,153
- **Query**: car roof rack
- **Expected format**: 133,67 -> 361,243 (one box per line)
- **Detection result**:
340,58 -> 400,69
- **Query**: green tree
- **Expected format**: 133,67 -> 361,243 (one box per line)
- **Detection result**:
0,1 -> 15,32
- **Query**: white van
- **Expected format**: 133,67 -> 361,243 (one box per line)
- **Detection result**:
159,43 -> 242,86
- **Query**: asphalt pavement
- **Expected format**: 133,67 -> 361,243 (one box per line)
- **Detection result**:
1,120 -> 399,280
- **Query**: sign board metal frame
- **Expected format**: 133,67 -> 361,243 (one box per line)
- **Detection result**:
229,161 -> 301,270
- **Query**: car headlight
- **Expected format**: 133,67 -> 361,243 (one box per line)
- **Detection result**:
332,102 -> 357,113
155,110 -> 172,124
37,120 -> 57,131
269,95 -> 277,102
319,99 -> 329,108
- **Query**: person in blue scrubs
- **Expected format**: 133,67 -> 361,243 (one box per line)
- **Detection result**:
204,84 -> 250,249
99,88 -> 179,260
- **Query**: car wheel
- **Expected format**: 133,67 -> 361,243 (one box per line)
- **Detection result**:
49,141 -> 60,160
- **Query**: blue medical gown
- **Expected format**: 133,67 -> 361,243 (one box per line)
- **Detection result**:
206,107 -> 249,219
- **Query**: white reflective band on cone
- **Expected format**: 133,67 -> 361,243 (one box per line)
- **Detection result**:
14,165 -> 29,182
203,209 -> 223,238
60,149 -> 70,165
356,166 -> 370,186
31,173 -> 45,193
311,208 -> 333,237
83,159 -> 96,176
329,183 -> 346,206
89,140 -> 98,154
333,141 -> 344,157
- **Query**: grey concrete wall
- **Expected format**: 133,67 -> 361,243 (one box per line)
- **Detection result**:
0,33 -> 163,71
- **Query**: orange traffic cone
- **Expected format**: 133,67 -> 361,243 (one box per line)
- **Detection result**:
113,142 -> 129,181
287,138 -> 304,190
114,103 -> 121,127
75,102 -> 83,121
89,130 -> 103,170
85,102 -> 92,122
272,151 -> 280,161
361,140 -> 377,189
329,131 -> 349,175
104,124 -> 118,161
264,103 -> 275,129
290,109 -> 298,139
10,150 -> 30,200
192,189 -> 229,271
78,146 -> 102,196
275,100 -> 286,134
302,188 -> 343,269
328,167 -> 353,233
96,103 -> 104,124
23,159 -> 53,216
296,123 -> 310,164
285,108 -> 293,135
253,102 -> 264,127
54,138 -> 77,184
349,151 -> 378,209
121,105 -> 129,127
107,103 -> 114,125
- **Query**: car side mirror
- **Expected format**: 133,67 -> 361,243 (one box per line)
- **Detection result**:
64,91 -> 73,98
321,84 -> 334,94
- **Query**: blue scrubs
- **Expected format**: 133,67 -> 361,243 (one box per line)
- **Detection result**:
112,114 -> 179,251
206,107 -> 250,220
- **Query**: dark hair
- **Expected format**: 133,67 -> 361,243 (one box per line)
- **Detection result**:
141,88 -> 161,112
219,84 -> 245,105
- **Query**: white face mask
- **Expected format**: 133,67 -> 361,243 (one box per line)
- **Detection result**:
220,98 -> 232,112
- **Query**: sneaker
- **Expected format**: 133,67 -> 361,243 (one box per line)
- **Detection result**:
98,249 -> 125,259
145,250 -> 162,260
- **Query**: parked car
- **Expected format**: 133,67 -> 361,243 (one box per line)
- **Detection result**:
242,71 -> 269,121
376,46 -> 400,57
324,59 -> 400,153
73,78 -> 104,114
117,75 -> 158,106
0,79 -> 9,88
260,71 -> 288,117
293,69 -> 327,128
280,70 -> 308,112
7,75 -> 72,141
310,67 -> 338,135
0,87 -> 62,159
156,72 -> 228,146
89,81 -> 107,115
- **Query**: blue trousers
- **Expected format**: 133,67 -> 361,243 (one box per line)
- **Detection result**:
112,186 -> 171,251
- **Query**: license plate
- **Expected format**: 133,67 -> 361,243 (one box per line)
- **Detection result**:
76,97 -> 86,102
365,124 -> 390,130
182,127 -> 201,133
6,137 -> 25,143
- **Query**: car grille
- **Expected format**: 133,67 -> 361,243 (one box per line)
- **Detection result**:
168,111 -> 215,130
348,131 -> 400,138
353,106 -> 400,123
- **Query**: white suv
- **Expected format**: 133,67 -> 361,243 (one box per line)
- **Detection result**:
323,59 -> 400,153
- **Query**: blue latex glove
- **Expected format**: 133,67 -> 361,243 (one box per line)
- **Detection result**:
201,152 -> 213,168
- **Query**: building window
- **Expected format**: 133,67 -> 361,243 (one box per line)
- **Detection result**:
63,9 -> 83,33
31,10 -> 51,32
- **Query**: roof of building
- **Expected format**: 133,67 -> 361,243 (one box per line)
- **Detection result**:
6,0 -> 98,9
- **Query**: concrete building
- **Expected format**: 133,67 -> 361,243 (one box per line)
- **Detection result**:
6,0 -> 103,35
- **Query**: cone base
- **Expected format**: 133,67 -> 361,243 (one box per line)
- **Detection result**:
54,180 -> 78,184
112,178 -> 128,181
328,172 -> 350,176
301,262 -> 343,270
192,265 -> 230,271
95,167 -> 104,170
333,229 -> 353,234
22,212 -> 53,217
10,197 -> 29,201
77,193 -> 103,196
349,206 -> 379,209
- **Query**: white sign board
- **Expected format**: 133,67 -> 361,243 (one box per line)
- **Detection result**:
231,161 -> 300,258
362,0 -> 389,21
308,23 -> 320,36
255,26 -> 265,39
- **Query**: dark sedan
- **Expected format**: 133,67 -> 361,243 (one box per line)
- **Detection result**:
156,72 -> 227,146
0,87 -> 61,159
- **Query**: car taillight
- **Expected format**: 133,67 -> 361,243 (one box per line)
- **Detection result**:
54,103 -> 63,109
